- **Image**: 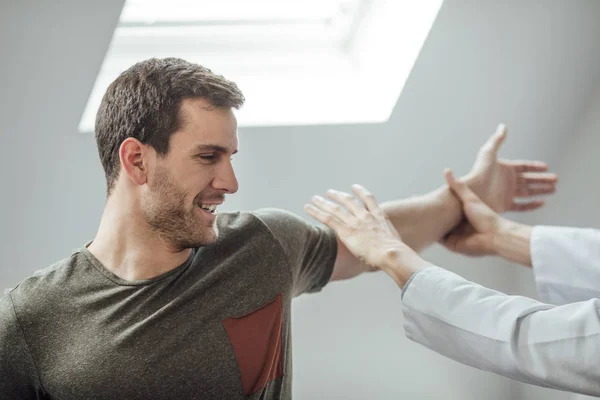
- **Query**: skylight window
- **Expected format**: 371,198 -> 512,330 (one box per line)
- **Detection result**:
79,0 -> 442,132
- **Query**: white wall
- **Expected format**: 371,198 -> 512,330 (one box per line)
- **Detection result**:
2,1 -> 600,399
0,0 -> 124,280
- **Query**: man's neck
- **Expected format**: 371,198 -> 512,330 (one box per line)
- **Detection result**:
87,198 -> 192,282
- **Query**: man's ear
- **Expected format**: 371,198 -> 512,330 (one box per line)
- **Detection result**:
119,138 -> 150,186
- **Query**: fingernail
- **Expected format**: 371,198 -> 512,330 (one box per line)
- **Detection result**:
312,195 -> 323,202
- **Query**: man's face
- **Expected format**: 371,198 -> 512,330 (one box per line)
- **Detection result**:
141,98 -> 239,250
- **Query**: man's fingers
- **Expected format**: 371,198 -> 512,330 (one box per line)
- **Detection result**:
516,185 -> 556,197
351,184 -> 384,217
518,172 -> 558,185
505,160 -> 549,173
490,123 -> 507,153
509,200 -> 545,212
481,124 -> 507,154
304,204 -> 346,232
516,172 -> 557,197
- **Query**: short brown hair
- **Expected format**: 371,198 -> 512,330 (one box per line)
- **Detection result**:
95,57 -> 245,195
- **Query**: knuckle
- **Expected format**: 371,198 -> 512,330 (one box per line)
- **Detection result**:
359,209 -> 372,218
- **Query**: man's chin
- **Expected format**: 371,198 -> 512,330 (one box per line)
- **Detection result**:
205,229 -> 219,244
195,225 -> 219,247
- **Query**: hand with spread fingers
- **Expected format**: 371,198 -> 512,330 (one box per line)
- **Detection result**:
304,184 -> 430,283
464,124 -> 558,213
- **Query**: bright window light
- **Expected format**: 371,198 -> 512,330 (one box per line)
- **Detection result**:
79,0 -> 443,132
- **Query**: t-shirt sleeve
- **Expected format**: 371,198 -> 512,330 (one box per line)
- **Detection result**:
0,291 -> 45,399
254,208 -> 338,296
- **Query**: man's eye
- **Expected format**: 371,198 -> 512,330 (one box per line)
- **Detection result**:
199,154 -> 216,161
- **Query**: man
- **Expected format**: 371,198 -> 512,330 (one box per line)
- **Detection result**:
307,169 -> 599,396
0,57 -> 556,399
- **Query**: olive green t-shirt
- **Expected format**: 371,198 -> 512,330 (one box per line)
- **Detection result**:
0,208 -> 337,399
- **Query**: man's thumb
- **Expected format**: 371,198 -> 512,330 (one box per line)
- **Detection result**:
489,123 -> 507,153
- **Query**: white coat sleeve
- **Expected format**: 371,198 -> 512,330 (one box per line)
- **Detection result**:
532,226 -> 600,305
401,266 -> 600,396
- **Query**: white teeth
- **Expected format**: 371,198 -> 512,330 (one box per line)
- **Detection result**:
199,204 -> 217,213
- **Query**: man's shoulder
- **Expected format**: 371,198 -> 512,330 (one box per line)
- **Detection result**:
5,252 -> 84,315
217,208 -> 310,237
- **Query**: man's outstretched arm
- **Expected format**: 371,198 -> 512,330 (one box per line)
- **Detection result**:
327,124 -> 557,281
306,183 -> 600,397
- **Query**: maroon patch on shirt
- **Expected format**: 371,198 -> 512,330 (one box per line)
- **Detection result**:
222,293 -> 284,395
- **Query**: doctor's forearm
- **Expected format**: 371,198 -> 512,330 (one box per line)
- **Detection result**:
401,267 -> 600,396
493,220 -> 533,267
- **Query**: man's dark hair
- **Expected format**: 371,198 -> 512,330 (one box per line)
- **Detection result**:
95,57 -> 245,195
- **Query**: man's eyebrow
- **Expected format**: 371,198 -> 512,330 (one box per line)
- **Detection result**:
192,144 -> 238,155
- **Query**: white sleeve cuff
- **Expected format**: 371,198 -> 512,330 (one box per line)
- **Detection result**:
532,225 -> 600,305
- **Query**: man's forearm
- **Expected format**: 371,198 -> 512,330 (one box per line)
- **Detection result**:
381,183 -> 465,253
328,183 -> 465,282
493,220 -> 533,267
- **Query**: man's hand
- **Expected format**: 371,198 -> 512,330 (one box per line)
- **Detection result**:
463,124 -> 557,213
305,185 -> 430,285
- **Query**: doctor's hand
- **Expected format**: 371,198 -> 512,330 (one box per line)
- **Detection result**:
442,169 -> 512,257
463,124 -> 557,213
305,185 -> 430,286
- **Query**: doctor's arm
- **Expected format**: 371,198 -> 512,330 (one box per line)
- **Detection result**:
442,172 -> 600,305
399,265 -> 600,396
329,124 -> 557,281
306,181 -> 600,397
